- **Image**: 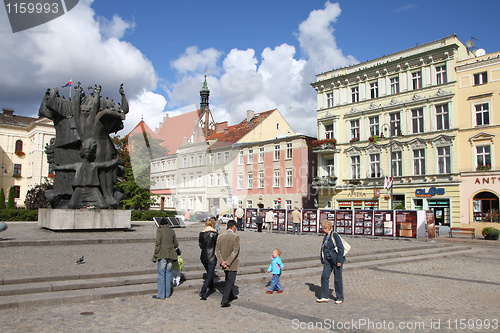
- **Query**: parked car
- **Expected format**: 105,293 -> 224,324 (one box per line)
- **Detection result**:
218,213 -> 234,224
193,211 -> 215,223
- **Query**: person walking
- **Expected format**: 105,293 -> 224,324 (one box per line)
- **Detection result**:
317,219 -> 345,304
215,220 -> 240,307
152,217 -> 179,300
265,209 -> 275,233
255,210 -> 264,232
266,248 -> 284,294
291,207 -> 301,234
198,218 -> 218,300
235,205 -> 244,231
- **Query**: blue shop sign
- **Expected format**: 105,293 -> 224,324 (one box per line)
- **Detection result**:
415,187 -> 445,197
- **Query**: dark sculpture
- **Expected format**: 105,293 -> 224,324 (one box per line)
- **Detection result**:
39,83 -> 128,209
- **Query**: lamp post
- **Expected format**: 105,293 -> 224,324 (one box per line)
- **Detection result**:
381,124 -> 394,210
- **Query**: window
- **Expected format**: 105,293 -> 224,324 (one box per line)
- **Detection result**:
217,153 -> 222,164
189,174 -> 195,187
370,154 -> 380,178
475,103 -> 490,126
224,151 -> 230,163
369,116 -> 379,136
325,159 -> 334,177
15,140 -> 23,152
412,108 -> 424,133
412,71 -> 422,90
392,151 -> 402,177
286,143 -> 292,159
237,173 -> 243,189
247,200 -> 253,208
436,65 -> 447,85
351,156 -> 360,179
474,72 -> 488,85
436,104 -> 449,130
351,86 -> 359,103
273,170 -> 280,187
286,169 -> 293,187
390,113 -> 401,136
437,146 -> 451,174
259,147 -> 264,163
197,172 -> 203,186
182,175 -> 187,188
223,172 -> 229,186
325,124 -> 334,139
273,200 -> 280,209
209,173 -> 214,187
413,149 -> 425,175
238,150 -> 244,165
476,146 -> 491,168
247,172 -> 253,189
274,145 -> 280,161
198,154 -> 203,166
390,77 -> 399,94
190,156 -> 195,167
13,186 -> 20,199
248,149 -> 253,164
209,154 -> 214,165
13,164 -> 21,176
286,200 -> 292,210
370,82 -> 378,99
216,173 -> 221,186
258,171 -> 264,188
350,119 -> 359,139
183,157 -> 187,168
327,92 -> 333,108
276,123 -> 280,130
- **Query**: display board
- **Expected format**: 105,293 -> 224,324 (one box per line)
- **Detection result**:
275,209 -> 286,231
286,210 -> 294,232
374,210 -> 394,236
426,210 -> 436,239
354,210 -> 373,236
153,217 -> 186,228
319,210 -> 335,233
335,210 -> 353,235
301,209 -> 318,233
395,210 -> 417,238
245,208 -> 258,229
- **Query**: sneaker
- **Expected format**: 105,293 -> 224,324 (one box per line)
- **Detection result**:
266,291 -> 273,294
200,295 -> 207,301
277,290 -> 284,294
335,300 -> 343,304
316,298 -> 329,303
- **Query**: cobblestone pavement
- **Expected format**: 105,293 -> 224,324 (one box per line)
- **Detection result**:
0,222 -> 499,332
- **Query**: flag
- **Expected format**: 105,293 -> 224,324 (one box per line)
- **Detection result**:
387,176 -> 394,189
62,79 -> 72,88
383,177 -> 388,189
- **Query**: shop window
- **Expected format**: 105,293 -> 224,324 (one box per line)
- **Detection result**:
413,198 -> 423,210
473,191 -> 499,222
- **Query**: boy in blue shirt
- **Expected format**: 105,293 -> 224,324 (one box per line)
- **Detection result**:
266,248 -> 284,294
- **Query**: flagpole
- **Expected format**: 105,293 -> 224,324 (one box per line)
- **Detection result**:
69,78 -> 72,100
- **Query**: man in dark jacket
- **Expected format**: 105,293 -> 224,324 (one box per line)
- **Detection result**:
198,218 -> 218,300
152,218 -> 178,299
215,220 -> 240,307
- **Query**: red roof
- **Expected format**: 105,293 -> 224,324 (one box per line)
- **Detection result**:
156,109 -> 201,153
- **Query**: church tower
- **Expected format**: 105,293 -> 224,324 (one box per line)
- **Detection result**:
200,75 -> 210,116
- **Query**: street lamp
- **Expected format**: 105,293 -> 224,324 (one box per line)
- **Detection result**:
381,124 -> 394,210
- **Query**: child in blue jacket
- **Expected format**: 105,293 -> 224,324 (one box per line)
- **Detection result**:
266,248 -> 284,294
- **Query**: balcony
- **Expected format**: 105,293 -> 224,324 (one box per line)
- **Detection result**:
312,139 -> 337,152
312,176 -> 337,187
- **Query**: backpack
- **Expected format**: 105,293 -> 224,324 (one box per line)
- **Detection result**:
333,232 -> 351,256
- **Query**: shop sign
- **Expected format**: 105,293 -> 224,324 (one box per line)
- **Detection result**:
353,201 -> 363,206
415,187 -> 445,197
338,201 -> 352,207
364,201 -> 379,207
428,199 -> 450,206
475,177 -> 500,184
346,189 -> 367,197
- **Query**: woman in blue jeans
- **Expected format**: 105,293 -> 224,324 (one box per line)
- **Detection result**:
198,218 -> 219,300
317,219 -> 345,304
152,218 -> 179,299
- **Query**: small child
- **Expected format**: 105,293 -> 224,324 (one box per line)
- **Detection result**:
171,254 -> 183,286
266,248 -> 284,294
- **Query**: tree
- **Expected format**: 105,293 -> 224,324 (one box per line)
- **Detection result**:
112,134 -> 168,210
24,181 -> 52,210
0,188 -> 5,209
7,186 -> 15,209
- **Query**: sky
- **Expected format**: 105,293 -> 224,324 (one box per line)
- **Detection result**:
0,0 -> 499,138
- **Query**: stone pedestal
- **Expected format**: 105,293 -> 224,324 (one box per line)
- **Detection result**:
38,208 -> 131,230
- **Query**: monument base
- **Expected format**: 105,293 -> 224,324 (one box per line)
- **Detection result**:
38,208 -> 131,230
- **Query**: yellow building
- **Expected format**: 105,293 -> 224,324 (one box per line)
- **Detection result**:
456,50 -> 500,227
0,108 -> 55,207
311,35 -> 475,227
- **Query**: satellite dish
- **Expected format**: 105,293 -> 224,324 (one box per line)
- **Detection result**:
466,40 -> 475,49
476,48 -> 486,56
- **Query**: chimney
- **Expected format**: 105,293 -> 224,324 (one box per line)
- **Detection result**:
2,108 -> 14,115
246,110 -> 254,123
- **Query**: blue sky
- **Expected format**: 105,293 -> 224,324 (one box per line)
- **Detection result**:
0,0 -> 498,136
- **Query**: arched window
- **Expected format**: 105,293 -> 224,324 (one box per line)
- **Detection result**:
473,191 -> 499,222
15,140 -> 23,152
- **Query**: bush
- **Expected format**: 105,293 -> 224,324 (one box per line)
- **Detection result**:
24,183 -> 51,210
0,188 -> 5,209
7,187 -> 15,209
130,210 -> 176,221
0,209 -> 38,221
482,227 -> 500,240
393,203 -> 405,210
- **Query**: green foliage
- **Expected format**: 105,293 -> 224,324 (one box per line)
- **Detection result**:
130,210 -> 176,221
0,188 -> 5,209
24,181 -> 52,210
393,203 -> 405,210
0,209 -> 38,221
482,227 -> 500,240
7,186 -> 15,209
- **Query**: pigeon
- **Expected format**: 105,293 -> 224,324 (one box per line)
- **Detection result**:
76,256 -> 85,264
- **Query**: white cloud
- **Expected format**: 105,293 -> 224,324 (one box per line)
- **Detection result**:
124,90 -> 167,135
170,46 -> 223,75
98,14 -> 135,40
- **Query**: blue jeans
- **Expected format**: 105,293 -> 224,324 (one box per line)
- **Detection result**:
200,261 -> 216,296
269,274 -> 282,292
320,260 -> 343,301
157,259 -> 173,299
